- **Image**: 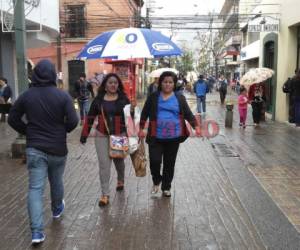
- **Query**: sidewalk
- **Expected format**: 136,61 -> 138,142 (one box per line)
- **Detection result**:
0,92 -> 300,249
190,92 -> 300,248
0,122 -> 17,158
199,93 -> 300,230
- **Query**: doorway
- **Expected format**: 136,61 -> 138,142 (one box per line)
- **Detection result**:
264,41 -> 275,113
68,60 -> 85,97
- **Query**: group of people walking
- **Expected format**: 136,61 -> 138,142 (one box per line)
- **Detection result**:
7,60 -> 201,244
193,73 -> 267,128
6,55 -> 283,245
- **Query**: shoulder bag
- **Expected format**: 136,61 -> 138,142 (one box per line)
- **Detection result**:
101,106 -> 129,158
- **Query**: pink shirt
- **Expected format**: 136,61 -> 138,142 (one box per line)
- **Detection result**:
238,95 -> 248,109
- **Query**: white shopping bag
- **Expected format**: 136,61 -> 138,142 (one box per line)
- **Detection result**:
123,104 -> 141,154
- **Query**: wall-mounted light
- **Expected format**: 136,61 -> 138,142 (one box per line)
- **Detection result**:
260,17 -> 266,25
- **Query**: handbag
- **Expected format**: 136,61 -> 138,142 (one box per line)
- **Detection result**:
123,104 -> 141,154
101,106 -> 129,159
130,139 -> 147,177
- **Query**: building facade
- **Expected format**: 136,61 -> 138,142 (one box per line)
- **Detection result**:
275,0 -> 300,122
27,0 -> 143,93
0,0 -> 59,97
218,0 -> 241,81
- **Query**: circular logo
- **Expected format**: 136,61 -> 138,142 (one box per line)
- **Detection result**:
125,33 -> 138,44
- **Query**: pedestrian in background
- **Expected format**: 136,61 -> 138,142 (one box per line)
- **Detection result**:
176,73 -> 187,95
89,71 -> 106,96
0,77 -> 12,122
147,77 -> 159,96
75,73 -> 94,125
8,59 -> 78,244
194,74 -> 209,115
139,71 -> 201,197
248,82 -> 266,126
218,75 -> 228,105
290,69 -> 300,126
80,73 -> 135,207
238,85 -> 248,129
207,76 -> 215,93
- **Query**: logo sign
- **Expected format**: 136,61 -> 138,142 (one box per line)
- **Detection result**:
125,33 -> 138,44
152,43 -> 174,51
87,45 -> 103,54
240,51 -> 247,59
248,16 -> 280,33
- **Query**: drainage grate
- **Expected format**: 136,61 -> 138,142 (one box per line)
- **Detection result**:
211,143 -> 239,157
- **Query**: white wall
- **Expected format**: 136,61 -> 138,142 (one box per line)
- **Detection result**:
1,0 -> 59,32
275,0 -> 300,121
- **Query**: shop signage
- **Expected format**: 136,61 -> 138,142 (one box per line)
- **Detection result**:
240,40 -> 260,61
248,16 -> 279,33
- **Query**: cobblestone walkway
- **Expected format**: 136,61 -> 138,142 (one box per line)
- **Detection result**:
0,108 -> 265,249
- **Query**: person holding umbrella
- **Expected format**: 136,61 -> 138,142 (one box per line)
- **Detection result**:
138,71 -> 201,197
241,68 -> 273,126
248,82 -> 266,126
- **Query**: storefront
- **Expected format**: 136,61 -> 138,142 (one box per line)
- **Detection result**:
240,40 -> 260,74
263,33 -> 278,116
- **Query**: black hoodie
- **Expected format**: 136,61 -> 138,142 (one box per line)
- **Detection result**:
8,59 -> 78,156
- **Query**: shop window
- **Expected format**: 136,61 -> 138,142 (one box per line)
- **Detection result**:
65,5 -> 86,38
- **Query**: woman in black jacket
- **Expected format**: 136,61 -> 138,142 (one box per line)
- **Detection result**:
139,71 -> 201,197
80,73 -> 134,206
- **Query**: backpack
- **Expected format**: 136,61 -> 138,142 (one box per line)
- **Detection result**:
282,78 -> 291,93
219,80 -> 227,92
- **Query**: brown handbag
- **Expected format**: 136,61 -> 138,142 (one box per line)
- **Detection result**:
130,139 -> 147,177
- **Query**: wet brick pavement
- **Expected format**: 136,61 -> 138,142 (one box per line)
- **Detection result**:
1,92 -> 300,249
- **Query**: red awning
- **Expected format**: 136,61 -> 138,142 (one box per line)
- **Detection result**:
220,46 -> 240,58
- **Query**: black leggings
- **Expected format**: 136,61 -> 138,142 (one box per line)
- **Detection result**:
220,91 -> 227,104
149,141 -> 180,191
252,102 -> 262,124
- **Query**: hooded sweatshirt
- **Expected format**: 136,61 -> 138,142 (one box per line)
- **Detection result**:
8,59 -> 78,156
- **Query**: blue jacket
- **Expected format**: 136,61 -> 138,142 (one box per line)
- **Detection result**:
8,59 -> 78,156
0,84 -> 12,102
194,80 -> 208,97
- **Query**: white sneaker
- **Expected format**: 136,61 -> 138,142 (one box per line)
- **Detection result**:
162,190 -> 171,197
151,185 -> 159,194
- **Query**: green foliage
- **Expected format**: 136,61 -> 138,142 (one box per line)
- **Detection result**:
177,49 -> 194,74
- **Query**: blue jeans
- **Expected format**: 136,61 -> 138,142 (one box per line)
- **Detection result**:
26,148 -> 66,233
197,96 -> 206,113
79,99 -> 89,121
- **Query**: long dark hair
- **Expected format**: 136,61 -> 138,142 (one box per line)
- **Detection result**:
97,73 -> 125,97
157,71 -> 178,91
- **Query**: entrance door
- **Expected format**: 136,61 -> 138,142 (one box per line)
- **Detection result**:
68,60 -> 85,97
264,41 -> 275,113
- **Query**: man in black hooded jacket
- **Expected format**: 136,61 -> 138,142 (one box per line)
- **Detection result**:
8,59 -> 78,244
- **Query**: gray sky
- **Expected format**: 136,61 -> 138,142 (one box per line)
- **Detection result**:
145,0 -> 225,15
142,0 -> 225,46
